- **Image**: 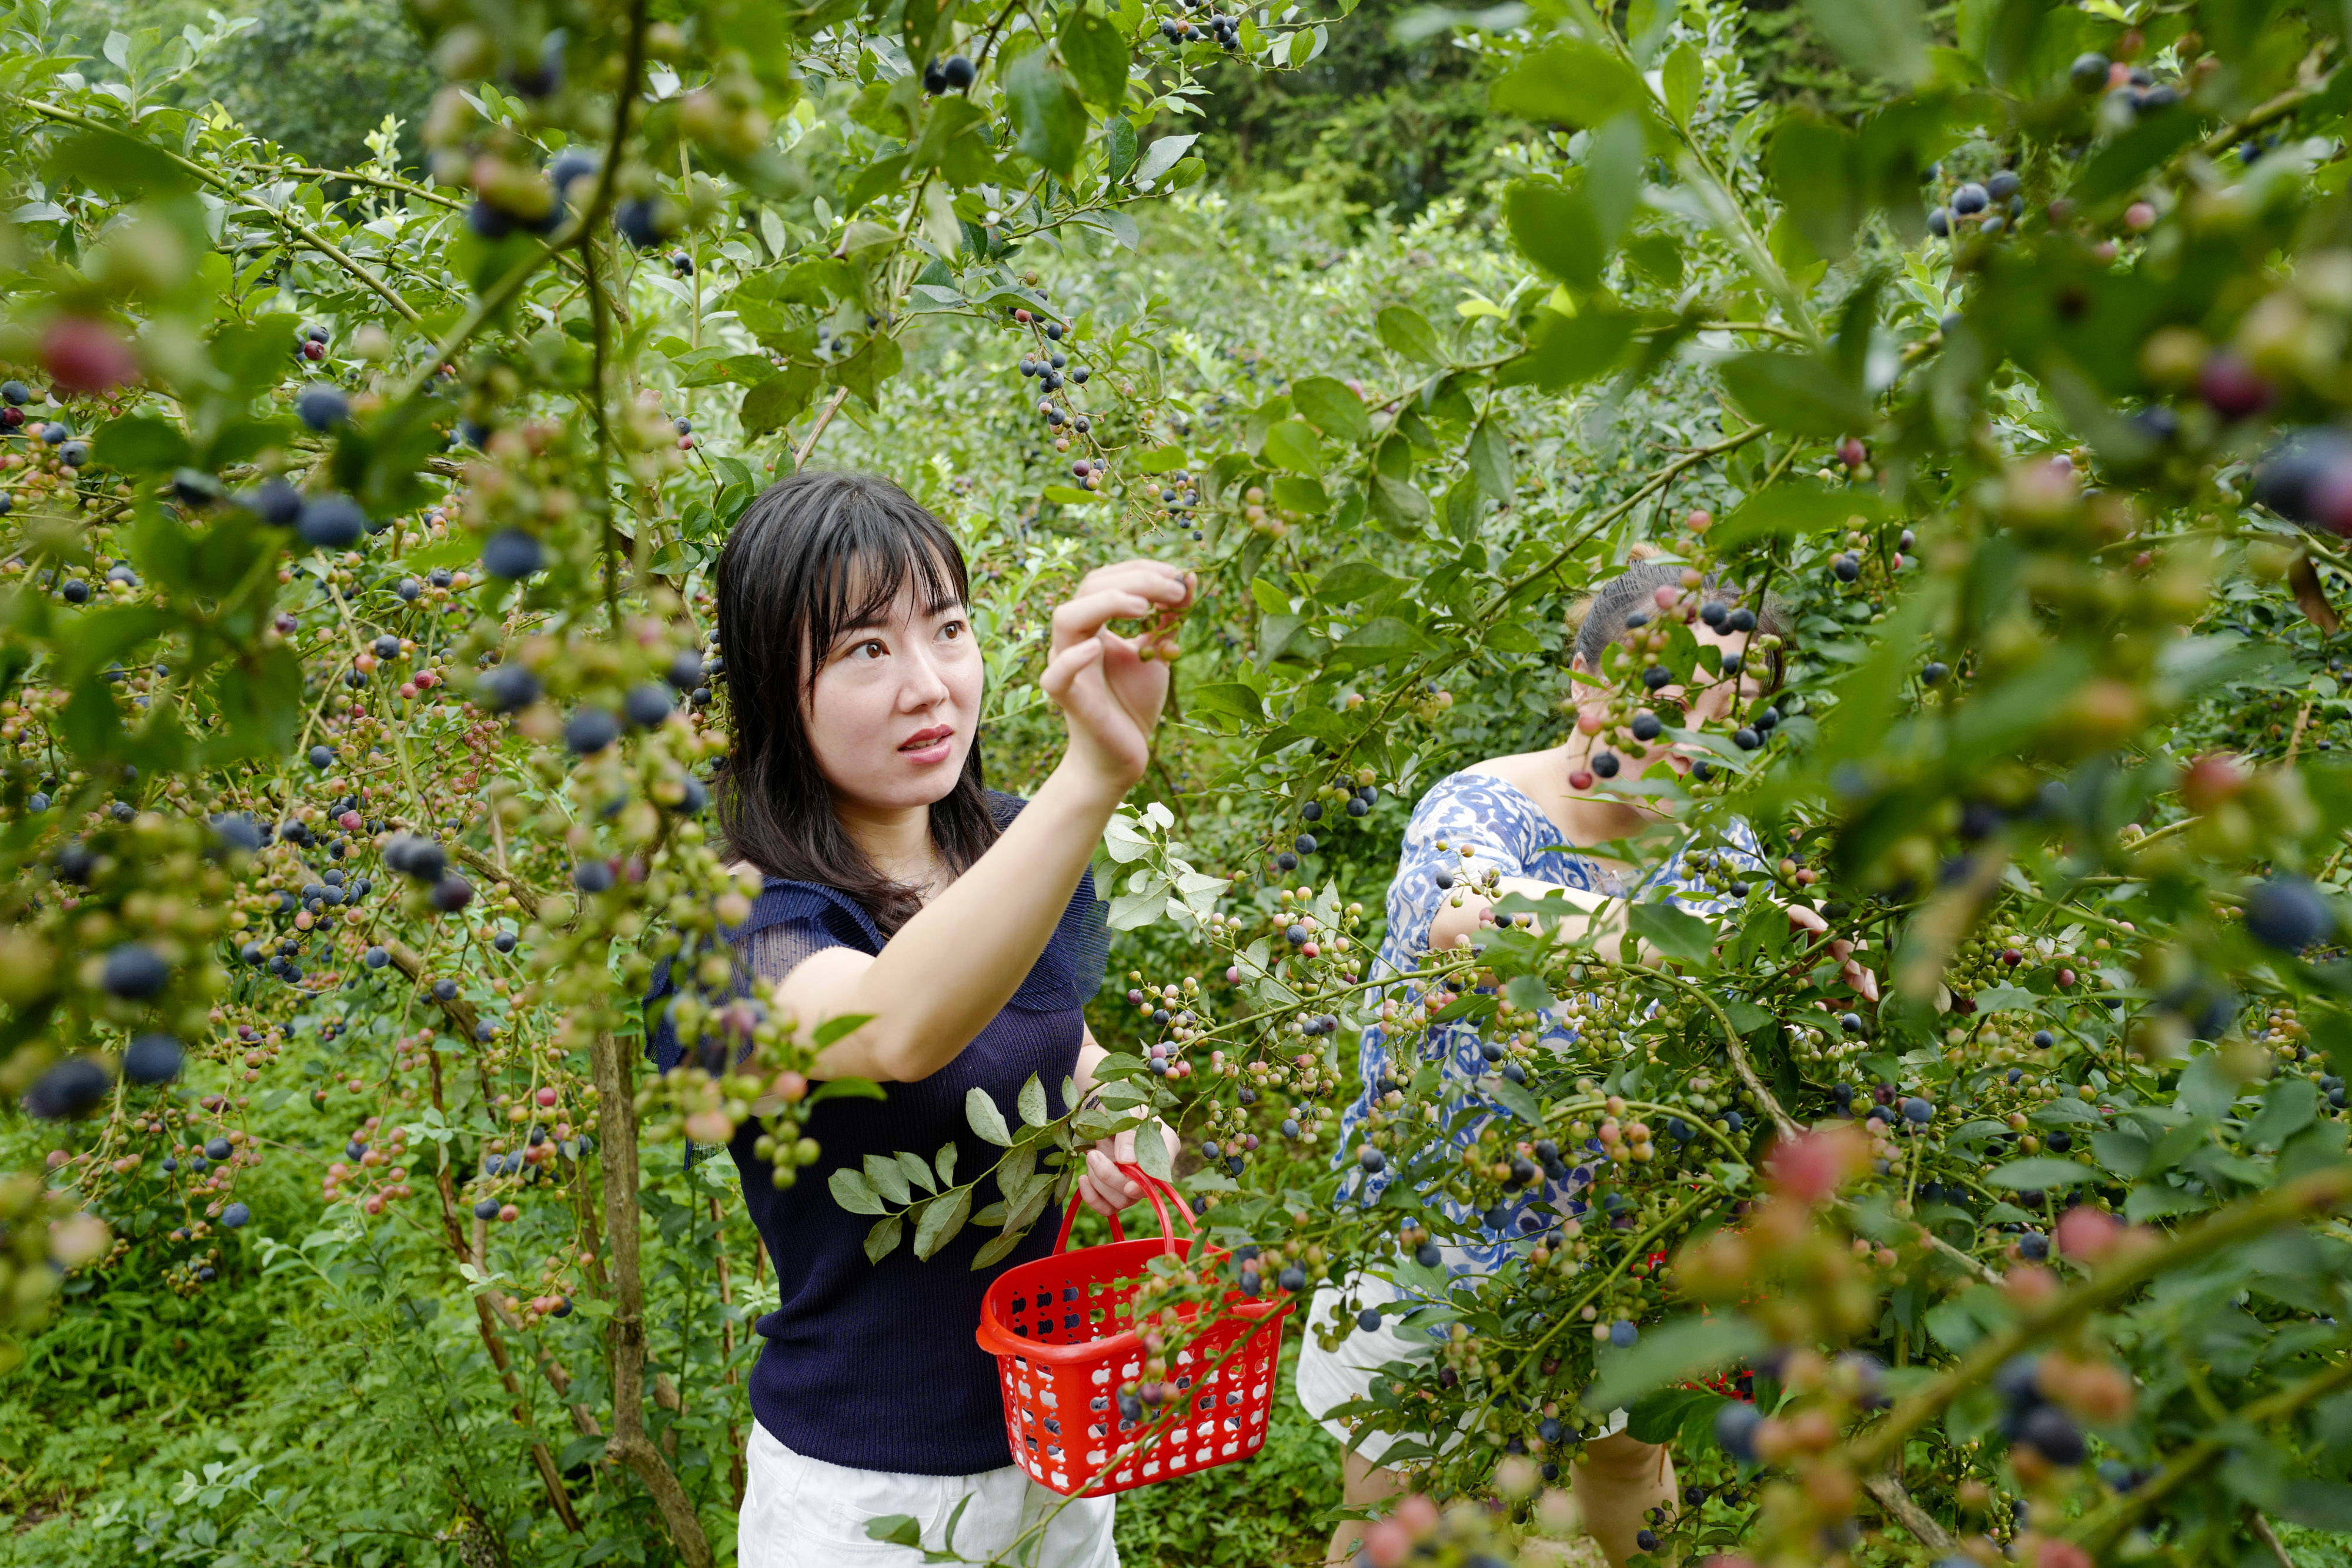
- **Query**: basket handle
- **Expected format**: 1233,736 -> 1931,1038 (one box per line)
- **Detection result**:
1050,1159 -> 1195,1256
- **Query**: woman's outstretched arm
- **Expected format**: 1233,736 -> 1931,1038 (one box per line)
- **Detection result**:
777,560 -> 1193,1082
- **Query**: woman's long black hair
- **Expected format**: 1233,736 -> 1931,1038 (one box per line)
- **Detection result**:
711,471 -> 1000,937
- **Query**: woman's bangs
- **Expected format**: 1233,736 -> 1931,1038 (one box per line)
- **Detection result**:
804,506 -> 969,676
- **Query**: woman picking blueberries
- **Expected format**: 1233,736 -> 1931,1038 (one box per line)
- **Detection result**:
650,472 -> 1190,1567
1298,559 -> 1857,1568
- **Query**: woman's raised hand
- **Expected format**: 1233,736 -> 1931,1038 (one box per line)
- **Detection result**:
1039,559 -> 1194,790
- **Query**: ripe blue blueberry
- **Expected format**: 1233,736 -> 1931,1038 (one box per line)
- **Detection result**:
295,383 -> 349,431
624,683 -> 675,727
1301,801 -> 1322,822
1357,1307 -> 1382,1332
477,664 -> 543,713
667,648 -> 705,689
1357,1145 -> 1385,1174
1952,182 -> 1988,215
2071,52 -> 2110,91
482,527 -> 546,579
2244,877 -> 2333,954
1631,713 -> 1663,742
205,1136 -> 233,1161
1733,727 -> 1760,750
574,861 -> 616,893
298,493 -> 368,548
1591,751 -> 1621,778
1294,833 -> 1317,855
565,708 -> 621,755
1609,1319 -> 1638,1348
102,941 -> 170,999
220,1202 -> 250,1229
24,1057 -> 111,1119
123,1033 -> 183,1085
1902,1097 -> 1933,1123
1713,1400 -> 1762,1463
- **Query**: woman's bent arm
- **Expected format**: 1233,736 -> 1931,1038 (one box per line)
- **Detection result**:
780,758 -> 1128,1082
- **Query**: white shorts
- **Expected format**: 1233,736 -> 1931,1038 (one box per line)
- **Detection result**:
739,1422 -> 1119,1568
1294,1273 -> 1623,1470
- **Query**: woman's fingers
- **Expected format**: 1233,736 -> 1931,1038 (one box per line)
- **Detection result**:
1050,589 -> 1159,653
1786,904 -> 1829,935
1085,1143 -> 1137,1208
1077,560 -> 1194,607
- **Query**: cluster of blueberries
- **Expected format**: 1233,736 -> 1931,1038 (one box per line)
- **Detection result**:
0,377 -> 76,475
920,54 -> 978,94
1157,2 -> 1242,49
1927,169 -> 2024,240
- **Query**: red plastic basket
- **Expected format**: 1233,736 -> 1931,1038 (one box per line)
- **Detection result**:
974,1162 -> 1289,1497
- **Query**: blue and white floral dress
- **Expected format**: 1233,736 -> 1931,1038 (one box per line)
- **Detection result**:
1332,768 -> 1760,1280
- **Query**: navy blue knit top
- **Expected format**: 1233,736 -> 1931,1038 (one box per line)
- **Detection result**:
644,792 -> 1110,1476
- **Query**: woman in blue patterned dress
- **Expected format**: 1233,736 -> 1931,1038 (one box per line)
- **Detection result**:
1297,560 -> 1830,1567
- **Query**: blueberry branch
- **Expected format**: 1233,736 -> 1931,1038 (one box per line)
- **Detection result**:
1846,1165 -> 2352,1476
14,99 -> 425,326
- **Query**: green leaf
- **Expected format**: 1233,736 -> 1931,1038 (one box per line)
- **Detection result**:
967,1085 -> 1014,1146
2068,106 -> 2203,209
1504,974 -> 1553,1014
2246,1076 -> 2318,1149
1134,1119 -> 1174,1180
1800,0 -> 1929,86
1986,1157 -> 2096,1190
1660,41 -> 1702,125
908,98 -> 998,186
1292,376 -> 1371,444
914,1185 -> 973,1259
1485,1074 -> 1543,1124
972,1227 -> 1028,1269
1769,114 -> 1862,264
864,1212 -> 906,1264
96,415 -> 192,475
1629,900 -> 1716,964
1503,180 -> 1603,290
1585,1315 -> 1765,1413
1501,307 -> 1633,392
864,1151 -> 913,1205
1375,306 -> 1442,365
1367,474 -> 1431,531
1489,38 -> 1646,129
1017,1071 -> 1050,1127
1466,421 -> 1514,503
828,1166 -> 886,1215
1190,681 -> 1264,724
936,1141 -> 958,1188
1715,352 -> 1872,439
1131,132 -> 1197,185
1105,114 -> 1140,183
740,370 -> 819,439
1005,50 -> 1088,180
1709,482 -> 1882,549
1261,418 -> 1324,474
1056,8 -> 1129,109
898,1149 -> 937,1192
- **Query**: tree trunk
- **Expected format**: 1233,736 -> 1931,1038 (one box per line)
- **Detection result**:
592,1028 -> 714,1568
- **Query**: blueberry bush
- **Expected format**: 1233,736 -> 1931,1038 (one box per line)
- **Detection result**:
9,0 -> 2352,1564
